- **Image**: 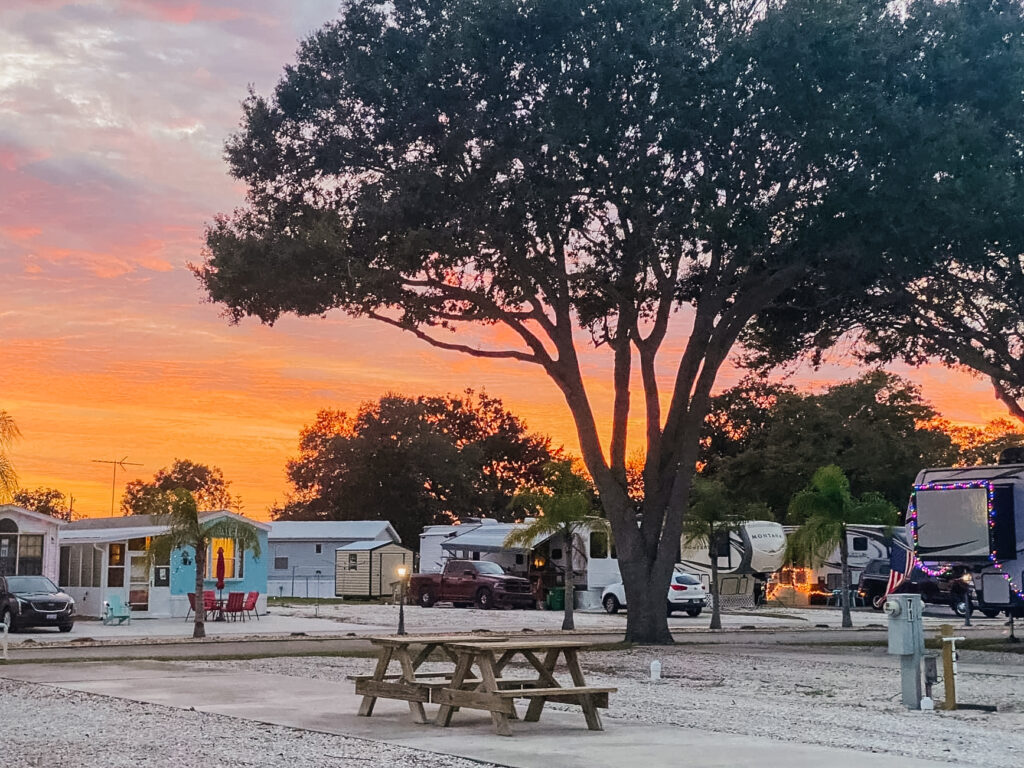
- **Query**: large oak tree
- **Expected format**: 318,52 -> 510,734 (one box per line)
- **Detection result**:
197,0 -> 1023,642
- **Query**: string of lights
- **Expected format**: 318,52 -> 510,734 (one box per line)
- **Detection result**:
908,480 -> 1024,601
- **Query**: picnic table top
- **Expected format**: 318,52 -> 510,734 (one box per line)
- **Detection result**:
367,633 -> 509,646
443,638 -> 598,652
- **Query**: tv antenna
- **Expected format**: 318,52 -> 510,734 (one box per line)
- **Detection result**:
92,457 -> 143,515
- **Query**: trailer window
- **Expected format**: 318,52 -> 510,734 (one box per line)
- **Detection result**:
590,532 -> 609,559
852,537 -> 868,552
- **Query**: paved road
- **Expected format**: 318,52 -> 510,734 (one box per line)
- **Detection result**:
0,660 -> 960,768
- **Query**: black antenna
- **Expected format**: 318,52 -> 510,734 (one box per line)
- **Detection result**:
92,457 -> 143,515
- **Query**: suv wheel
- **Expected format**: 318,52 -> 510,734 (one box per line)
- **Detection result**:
476,588 -> 494,610
686,606 -> 702,617
58,622 -> 73,633
418,588 -> 436,608
603,594 -> 620,614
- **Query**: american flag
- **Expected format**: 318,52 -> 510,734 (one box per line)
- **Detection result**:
886,539 -> 916,596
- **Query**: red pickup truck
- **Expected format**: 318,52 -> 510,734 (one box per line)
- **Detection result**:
409,560 -> 534,610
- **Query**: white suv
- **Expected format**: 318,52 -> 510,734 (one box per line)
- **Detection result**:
601,568 -> 707,617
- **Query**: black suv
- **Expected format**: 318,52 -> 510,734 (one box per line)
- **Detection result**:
0,574 -> 75,632
857,558 -> 998,618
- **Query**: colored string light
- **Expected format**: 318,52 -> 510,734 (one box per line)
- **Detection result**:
908,480 -> 1024,602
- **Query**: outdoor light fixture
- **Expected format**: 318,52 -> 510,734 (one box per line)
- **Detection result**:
396,564 -> 409,636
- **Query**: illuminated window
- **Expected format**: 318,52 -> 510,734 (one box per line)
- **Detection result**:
207,538 -> 244,579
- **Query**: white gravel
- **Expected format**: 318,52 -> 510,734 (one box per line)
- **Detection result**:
190,644 -> 1024,767
0,679 -> 498,768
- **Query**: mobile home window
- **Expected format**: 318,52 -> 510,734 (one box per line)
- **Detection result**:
315,543 -> 322,554
207,538 -> 244,579
852,537 -> 868,552
108,543 -> 125,587
274,557 -> 289,570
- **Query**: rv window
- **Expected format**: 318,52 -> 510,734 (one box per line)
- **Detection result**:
551,548 -> 563,560
515,554 -> 524,565
589,532 -> 609,559
852,537 -> 868,552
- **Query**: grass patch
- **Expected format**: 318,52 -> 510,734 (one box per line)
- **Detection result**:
267,597 -> 354,606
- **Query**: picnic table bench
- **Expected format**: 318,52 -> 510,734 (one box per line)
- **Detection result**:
354,634 -> 615,737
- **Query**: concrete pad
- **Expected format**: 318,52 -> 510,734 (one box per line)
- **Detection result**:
0,661 -> 955,768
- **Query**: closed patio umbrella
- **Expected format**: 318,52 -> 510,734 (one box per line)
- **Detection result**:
215,547 -> 226,605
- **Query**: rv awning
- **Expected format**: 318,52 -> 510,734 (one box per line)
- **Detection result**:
440,524 -> 555,554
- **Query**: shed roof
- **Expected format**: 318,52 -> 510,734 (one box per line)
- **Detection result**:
336,540 -> 409,552
270,520 -> 400,543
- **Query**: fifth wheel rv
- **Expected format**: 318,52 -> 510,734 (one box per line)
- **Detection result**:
678,521 -> 787,607
909,461 -> 1024,617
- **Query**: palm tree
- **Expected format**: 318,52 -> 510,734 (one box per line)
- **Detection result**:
504,461 -> 610,630
0,410 -> 21,502
787,465 -> 897,628
682,478 -> 746,630
149,489 -> 262,638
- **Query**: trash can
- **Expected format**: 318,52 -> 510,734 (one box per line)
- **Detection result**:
546,587 -> 565,611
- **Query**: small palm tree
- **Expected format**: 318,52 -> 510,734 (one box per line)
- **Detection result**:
787,465 -> 897,629
682,478 -> 746,630
505,461 -> 609,630
149,490 -> 262,639
0,410 -> 21,502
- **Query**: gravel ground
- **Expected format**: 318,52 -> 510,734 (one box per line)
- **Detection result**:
189,644 -> 1024,767
0,679 -> 498,768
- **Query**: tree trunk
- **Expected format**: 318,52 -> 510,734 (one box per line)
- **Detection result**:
563,533 -> 575,631
193,540 -> 207,639
619,552 -> 676,644
709,533 -> 722,630
839,527 -> 853,629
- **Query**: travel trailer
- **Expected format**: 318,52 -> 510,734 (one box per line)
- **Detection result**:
679,521 -> 787,607
909,462 -> 1024,617
774,524 -> 907,605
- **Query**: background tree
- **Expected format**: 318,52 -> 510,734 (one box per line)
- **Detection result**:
505,461 -> 609,630
273,391 -> 555,546
699,372 -> 955,520
682,478 -> 747,630
741,2 -> 1024,428
148,490 -> 262,639
123,459 -> 238,516
12,487 -> 72,521
936,418 -> 1024,467
0,410 -> 20,502
787,465 -> 898,628
197,0 -> 1022,643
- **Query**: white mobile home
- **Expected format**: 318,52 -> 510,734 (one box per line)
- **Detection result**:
269,520 -> 401,598
0,504 -> 63,583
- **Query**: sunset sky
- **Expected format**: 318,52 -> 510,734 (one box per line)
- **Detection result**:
0,0 -> 1006,521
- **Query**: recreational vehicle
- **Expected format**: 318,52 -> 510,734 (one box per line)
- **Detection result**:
909,462 -> 1024,617
679,521 -> 787,607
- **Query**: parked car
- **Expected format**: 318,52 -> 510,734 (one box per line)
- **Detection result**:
857,559 -> 999,618
0,574 -> 75,632
409,559 -> 535,610
602,568 -> 707,617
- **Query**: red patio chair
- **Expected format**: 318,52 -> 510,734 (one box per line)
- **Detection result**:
242,591 -> 260,621
224,591 -> 246,621
185,592 -> 197,621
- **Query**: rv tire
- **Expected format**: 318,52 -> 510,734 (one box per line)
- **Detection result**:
981,609 -> 1001,619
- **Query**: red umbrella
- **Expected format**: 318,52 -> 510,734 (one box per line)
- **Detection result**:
215,547 -> 226,592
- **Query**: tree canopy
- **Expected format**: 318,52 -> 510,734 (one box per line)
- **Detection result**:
122,459 -> 238,516
12,487 -> 72,521
273,391 -> 556,546
699,371 -> 956,520
197,0 -> 1024,642
0,410 -> 20,502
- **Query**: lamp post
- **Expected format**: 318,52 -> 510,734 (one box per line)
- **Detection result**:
315,570 -> 322,617
396,564 -> 408,636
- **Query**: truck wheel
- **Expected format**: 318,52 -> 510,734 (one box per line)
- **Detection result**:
603,594 -> 620,614
981,609 -> 1001,619
476,588 -> 494,610
418,588 -> 436,608
951,597 -> 974,618
871,594 -> 886,611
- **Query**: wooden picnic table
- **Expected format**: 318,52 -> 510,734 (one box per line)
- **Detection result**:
434,638 -> 616,737
355,634 -> 509,724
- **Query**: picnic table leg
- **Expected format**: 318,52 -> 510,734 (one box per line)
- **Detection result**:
477,650 -> 513,737
397,647 -> 429,724
565,648 -> 602,731
436,650 -> 474,727
357,645 -> 393,717
524,648 -> 560,722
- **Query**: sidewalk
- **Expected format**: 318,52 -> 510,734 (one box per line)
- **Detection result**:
0,660 -> 958,768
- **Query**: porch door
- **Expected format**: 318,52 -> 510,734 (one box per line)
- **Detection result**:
128,553 -> 151,614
